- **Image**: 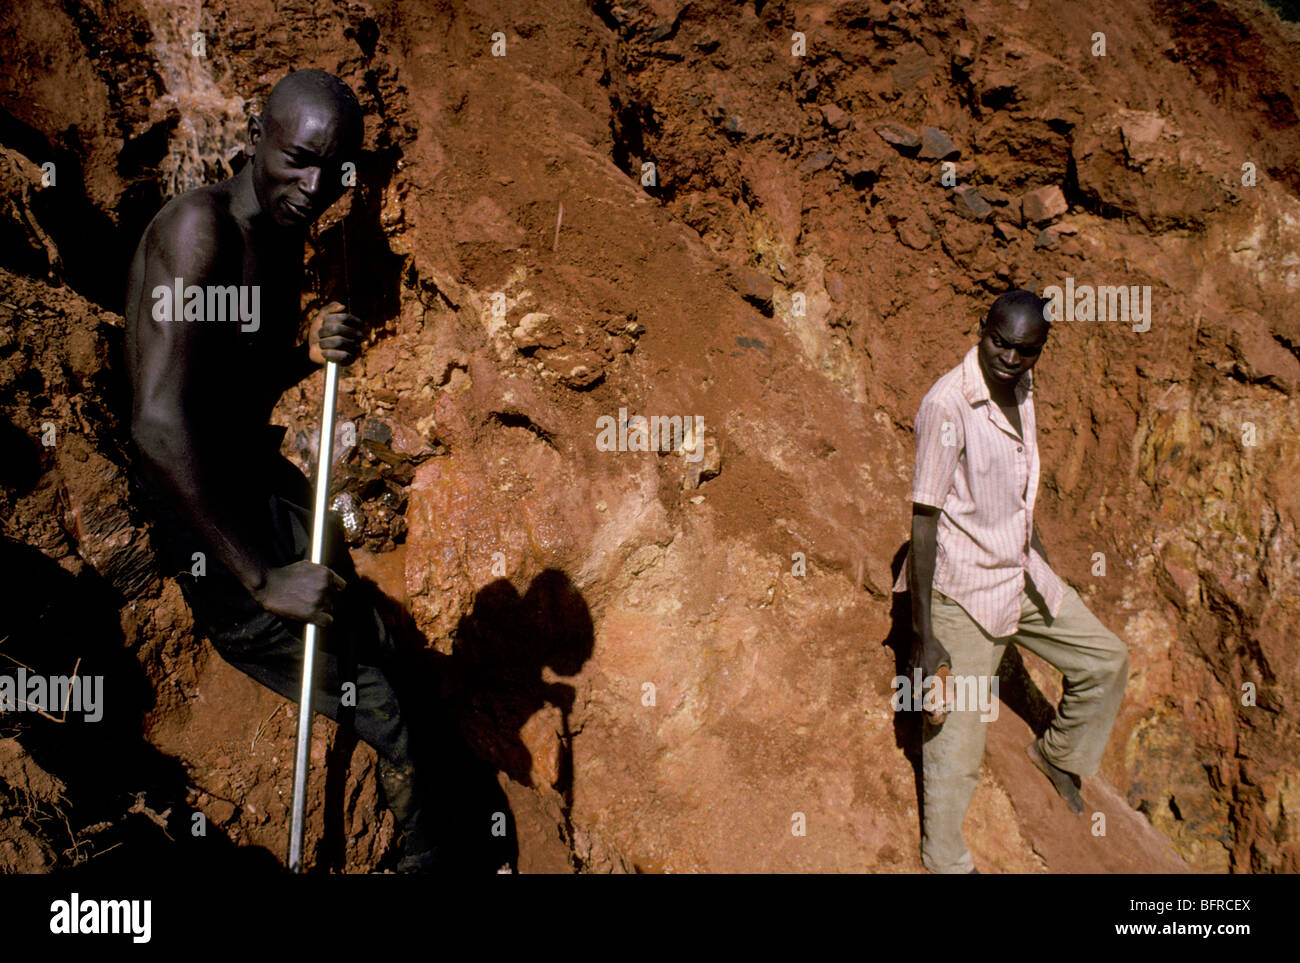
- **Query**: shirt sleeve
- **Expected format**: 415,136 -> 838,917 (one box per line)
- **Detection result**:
911,393 -> 962,509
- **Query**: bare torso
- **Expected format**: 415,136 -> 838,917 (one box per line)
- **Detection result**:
125,179 -> 305,467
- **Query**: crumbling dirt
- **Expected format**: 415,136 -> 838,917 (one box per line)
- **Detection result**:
1,0 -> 1297,873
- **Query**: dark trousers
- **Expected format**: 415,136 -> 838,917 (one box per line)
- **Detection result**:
131,452 -> 432,855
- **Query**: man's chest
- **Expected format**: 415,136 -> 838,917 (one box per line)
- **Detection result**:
242,239 -> 302,318
186,241 -> 303,408
996,399 -> 1023,438
958,398 -> 1037,492
208,241 -> 304,364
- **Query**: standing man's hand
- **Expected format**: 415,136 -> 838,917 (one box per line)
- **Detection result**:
308,300 -> 364,365
911,633 -> 952,679
910,633 -> 955,725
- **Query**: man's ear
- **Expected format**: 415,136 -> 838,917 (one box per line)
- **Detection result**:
246,114 -> 263,156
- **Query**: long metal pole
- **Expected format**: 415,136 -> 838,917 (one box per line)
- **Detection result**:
288,359 -> 340,873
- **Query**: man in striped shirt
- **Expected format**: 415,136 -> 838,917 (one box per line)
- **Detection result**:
894,289 -> 1130,874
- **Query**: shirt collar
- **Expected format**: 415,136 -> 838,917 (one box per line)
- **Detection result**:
961,344 -> 1032,406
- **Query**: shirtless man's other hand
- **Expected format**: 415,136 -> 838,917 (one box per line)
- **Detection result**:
257,560 -> 348,627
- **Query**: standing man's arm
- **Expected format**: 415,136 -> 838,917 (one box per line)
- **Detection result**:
908,504 -> 949,675
907,395 -> 963,677
1030,527 -> 1050,565
128,203 -> 344,626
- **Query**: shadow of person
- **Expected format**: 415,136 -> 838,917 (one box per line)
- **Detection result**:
881,543 -> 926,810
0,535 -> 278,874
346,569 -> 591,873
294,556 -> 517,875
879,540 -> 1059,844
432,569 -> 595,869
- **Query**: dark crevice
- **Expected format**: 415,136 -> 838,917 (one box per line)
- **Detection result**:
590,0 -> 624,35
851,169 -> 880,192
1061,142 -> 1128,225
980,87 -> 1017,112
489,410 -> 558,447
346,16 -> 381,59
607,96 -> 658,183
305,146 -> 406,339
1273,333 -> 1300,366
0,106 -> 133,312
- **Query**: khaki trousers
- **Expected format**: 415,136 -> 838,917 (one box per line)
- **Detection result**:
920,584 -> 1130,874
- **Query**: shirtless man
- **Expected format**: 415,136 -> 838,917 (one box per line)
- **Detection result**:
125,69 -> 437,872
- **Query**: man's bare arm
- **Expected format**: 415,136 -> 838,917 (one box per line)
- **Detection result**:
128,201 -> 345,627
1030,527 -> 1050,565
128,201 -> 278,596
908,503 -> 952,676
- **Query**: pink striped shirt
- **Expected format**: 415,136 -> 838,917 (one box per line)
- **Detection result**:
892,345 -> 1065,637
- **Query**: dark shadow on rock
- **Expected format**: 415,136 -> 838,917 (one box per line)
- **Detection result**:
0,536 -> 279,875
354,577 -> 527,875
0,106 -> 142,314
303,146 -> 405,340
459,570 -> 593,805
397,570 -> 597,871
319,640 -> 359,875
0,416 -> 45,494
881,542 -> 926,816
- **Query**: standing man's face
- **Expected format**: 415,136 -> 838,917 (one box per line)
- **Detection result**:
249,101 -> 355,230
977,309 -> 1049,388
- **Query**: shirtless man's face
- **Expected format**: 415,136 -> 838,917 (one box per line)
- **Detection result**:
249,100 -> 354,230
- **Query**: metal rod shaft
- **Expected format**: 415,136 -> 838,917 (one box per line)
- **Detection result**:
288,359 -> 340,873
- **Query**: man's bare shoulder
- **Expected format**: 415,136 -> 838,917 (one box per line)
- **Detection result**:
140,183 -> 237,266
126,183 -> 240,337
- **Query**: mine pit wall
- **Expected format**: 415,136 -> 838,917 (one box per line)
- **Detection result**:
0,0 -> 1296,872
